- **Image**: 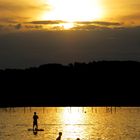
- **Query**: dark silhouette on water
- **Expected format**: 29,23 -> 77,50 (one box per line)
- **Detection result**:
33,112 -> 39,130
0,60 -> 140,107
33,130 -> 38,135
56,132 -> 62,140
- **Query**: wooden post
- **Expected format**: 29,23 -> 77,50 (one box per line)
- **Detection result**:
111,107 -> 112,114
43,107 -> 45,113
24,107 -> 26,113
30,107 -> 31,112
114,107 -> 116,113
95,108 -> 97,113
82,107 -> 84,113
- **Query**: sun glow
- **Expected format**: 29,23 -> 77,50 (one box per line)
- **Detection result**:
60,22 -> 75,29
41,0 -> 104,22
62,108 -> 83,124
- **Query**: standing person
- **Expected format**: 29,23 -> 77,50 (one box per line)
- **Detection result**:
33,112 -> 39,130
56,132 -> 62,140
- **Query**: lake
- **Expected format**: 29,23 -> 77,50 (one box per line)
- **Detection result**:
0,107 -> 140,140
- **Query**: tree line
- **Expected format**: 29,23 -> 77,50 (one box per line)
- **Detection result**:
0,60 -> 140,107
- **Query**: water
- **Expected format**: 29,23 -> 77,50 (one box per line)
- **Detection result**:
0,107 -> 140,140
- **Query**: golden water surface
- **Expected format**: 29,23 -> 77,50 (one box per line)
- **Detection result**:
0,107 -> 140,140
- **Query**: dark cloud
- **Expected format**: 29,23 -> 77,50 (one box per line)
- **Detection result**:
73,21 -> 123,30
15,24 -> 22,30
29,20 -> 67,25
76,21 -> 123,26
0,25 -> 4,29
30,20 -> 122,26
25,25 -> 43,29
0,20 -> 131,32
0,23 -> 43,33
0,27 -> 140,69
28,20 -> 123,30
73,25 -> 109,30
93,21 -> 122,26
0,17 -> 17,23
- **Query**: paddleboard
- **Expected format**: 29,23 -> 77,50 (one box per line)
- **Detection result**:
28,128 -> 44,131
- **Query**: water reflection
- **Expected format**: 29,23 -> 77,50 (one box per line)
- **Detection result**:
0,107 -> 140,140
62,107 -> 84,124
59,107 -> 85,139
33,130 -> 38,135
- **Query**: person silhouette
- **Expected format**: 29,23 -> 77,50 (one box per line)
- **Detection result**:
33,130 -> 38,135
33,112 -> 39,130
76,138 -> 80,140
56,132 -> 62,140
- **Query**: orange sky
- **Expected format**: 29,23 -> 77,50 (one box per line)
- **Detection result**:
0,0 -> 140,29
0,0 -> 140,68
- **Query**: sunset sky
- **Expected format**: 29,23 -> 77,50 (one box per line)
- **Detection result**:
0,0 -> 140,68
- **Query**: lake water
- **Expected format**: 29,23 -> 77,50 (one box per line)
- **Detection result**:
0,107 -> 140,140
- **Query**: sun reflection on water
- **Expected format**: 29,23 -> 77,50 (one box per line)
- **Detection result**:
60,107 -> 85,139
1,107 -> 140,140
62,107 -> 83,124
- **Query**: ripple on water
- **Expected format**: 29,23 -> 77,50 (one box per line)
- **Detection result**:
0,107 -> 140,140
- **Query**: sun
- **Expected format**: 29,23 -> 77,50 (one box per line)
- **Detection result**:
41,0 -> 104,22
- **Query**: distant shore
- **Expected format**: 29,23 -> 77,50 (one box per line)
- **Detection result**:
0,60 -> 140,107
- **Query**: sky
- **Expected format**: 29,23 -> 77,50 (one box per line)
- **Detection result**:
0,0 -> 140,69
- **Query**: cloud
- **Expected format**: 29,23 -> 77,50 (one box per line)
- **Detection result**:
28,20 -> 123,30
29,20 -> 122,26
0,25 -> 4,28
29,20 -> 66,25
0,19 -> 136,33
0,17 -> 19,23
93,21 -> 122,26
0,20 -> 125,33
25,25 -> 43,29
14,24 -> 22,30
120,13 -> 140,21
76,21 -> 123,26
73,25 -> 109,30
0,1 -> 50,24
119,13 -> 140,25
0,26 -> 140,69
74,21 -> 123,30
130,3 -> 140,9
0,23 -> 43,33
0,25 -> 5,32
0,2 -> 49,12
